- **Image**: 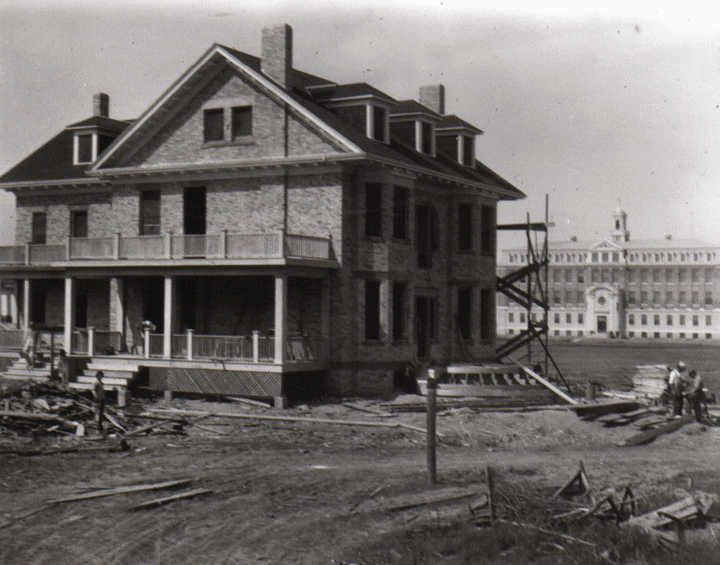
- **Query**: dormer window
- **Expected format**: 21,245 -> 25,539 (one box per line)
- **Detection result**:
461,135 -> 474,167
232,106 -> 252,139
420,121 -> 434,155
77,134 -> 93,164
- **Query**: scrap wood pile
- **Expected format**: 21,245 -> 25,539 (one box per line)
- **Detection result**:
550,461 -> 720,546
0,380 -> 191,443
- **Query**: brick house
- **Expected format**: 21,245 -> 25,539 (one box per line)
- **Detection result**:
0,24 -> 524,402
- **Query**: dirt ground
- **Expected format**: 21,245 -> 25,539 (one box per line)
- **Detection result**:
1,394 -> 719,565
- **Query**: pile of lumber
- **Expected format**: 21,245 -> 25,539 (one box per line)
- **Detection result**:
631,365 -> 669,401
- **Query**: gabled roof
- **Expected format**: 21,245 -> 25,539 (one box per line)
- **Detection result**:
1,40 -> 524,201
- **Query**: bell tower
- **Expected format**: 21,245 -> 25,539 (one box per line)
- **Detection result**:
611,208 -> 629,242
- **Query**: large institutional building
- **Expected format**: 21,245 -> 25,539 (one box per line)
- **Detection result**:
0,24 -> 523,401
497,209 -> 720,340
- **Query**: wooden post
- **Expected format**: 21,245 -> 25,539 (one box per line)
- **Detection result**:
252,331 -> 260,363
426,368 -> 438,485
87,327 -> 95,356
143,327 -> 150,359
186,329 -> 193,360
486,465 -> 496,526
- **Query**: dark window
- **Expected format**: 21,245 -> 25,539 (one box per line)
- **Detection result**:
204,108 -> 224,142
31,288 -> 46,324
77,134 -> 93,163
463,135 -> 473,165
392,282 -> 406,341
393,186 -> 408,240
457,203 -> 473,252
365,183 -> 382,238
421,122 -> 433,154
232,106 -> 252,139
373,106 -> 386,141
365,280 -> 381,341
31,212 -> 46,244
480,204 -> 496,254
184,187 -> 206,235
75,292 -> 88,329
416,203 -> 438,268
140,190 -> 161,236
479,288 -> 493,341
457,287 -> 472,340
706,292 -> 713,306
71,210 -> 88,238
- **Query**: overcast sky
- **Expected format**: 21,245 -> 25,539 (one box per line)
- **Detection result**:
1,1 -> 719,249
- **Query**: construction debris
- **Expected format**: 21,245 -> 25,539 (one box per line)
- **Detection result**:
617,414 -> 695,447
0,380 -> 190,440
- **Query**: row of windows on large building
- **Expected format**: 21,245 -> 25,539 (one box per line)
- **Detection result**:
546,289 -> 715,307
507,310 -> 713,327
546,267 -> 715,285
507,250 -> 718,265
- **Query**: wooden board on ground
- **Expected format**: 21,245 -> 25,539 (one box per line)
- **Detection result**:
617,414 -> 694,447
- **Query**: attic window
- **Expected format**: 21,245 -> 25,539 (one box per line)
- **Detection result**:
204,109 -> 224,142
232,106 -> 252,139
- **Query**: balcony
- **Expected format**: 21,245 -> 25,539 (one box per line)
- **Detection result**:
0,231 -> 335,267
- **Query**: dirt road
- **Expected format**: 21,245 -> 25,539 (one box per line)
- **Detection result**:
1,398 -> 719,564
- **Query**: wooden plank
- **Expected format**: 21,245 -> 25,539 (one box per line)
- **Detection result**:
128,488 -> 212,511
510,359 -> 577,404
617,414 -> 694,447
48,478 -> 193,504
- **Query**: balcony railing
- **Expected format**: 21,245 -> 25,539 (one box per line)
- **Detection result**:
0,231 -> 333,265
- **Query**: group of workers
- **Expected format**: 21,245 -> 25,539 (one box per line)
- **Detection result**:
666,361 -> 707,423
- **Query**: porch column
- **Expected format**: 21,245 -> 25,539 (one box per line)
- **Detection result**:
22,278 -> 30,332
163,275 -> 174,359
321,277 -> 330,359
110,278 -> 124,348
274,274 -> 287,364
64,277 -> 75,352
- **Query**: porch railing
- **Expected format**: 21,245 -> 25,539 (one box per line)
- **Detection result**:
0,231 -> 333,265
0,329 -> 24,349
4,327 -> 325,365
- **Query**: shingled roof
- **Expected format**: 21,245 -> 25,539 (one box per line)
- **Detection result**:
1,41 -> 523,200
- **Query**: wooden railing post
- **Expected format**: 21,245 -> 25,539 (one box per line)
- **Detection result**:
144,328 -> 150,359
25,243 -> 30,265
278,229 -> 285,258
165,231 -> 173,259
221,230 -> 228,259
252,330 -> 260,363
88,327 -> 95,356
114,232 -> 121,260
186,329 -> 193,360
65,235 -> 71,260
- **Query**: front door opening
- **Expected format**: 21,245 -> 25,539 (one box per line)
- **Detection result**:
597,315 -> 607,333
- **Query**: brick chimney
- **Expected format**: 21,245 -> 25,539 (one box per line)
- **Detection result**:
93,93 -> 109,117
261,24 -> 293,87
419,84 -> 445,115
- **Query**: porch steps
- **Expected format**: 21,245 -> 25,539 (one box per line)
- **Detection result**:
69,358 -> 141,391
1,355 -> 51,381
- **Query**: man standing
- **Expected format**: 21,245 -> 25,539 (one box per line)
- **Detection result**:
93,371 -> 106,434
684,370 -> 706,423
668,361 -> 686,417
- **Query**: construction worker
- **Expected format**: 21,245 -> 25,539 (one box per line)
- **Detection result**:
668,361 -> 686,417
684,370 -> 706,423
93,371 -> 106,434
